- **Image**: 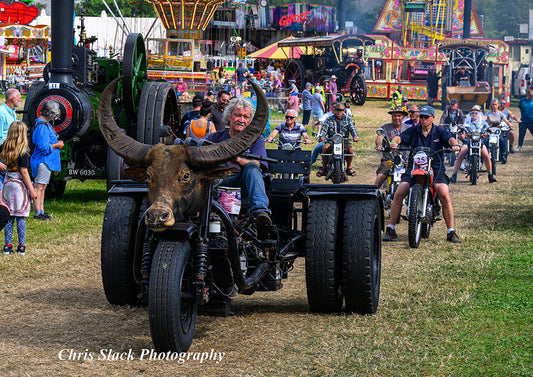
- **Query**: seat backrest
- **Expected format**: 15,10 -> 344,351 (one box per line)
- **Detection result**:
265,149 -> 311,194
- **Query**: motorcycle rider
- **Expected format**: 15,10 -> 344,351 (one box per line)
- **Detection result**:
450,105 -> 497,183
403,104 -> 420,127
485,98 -> 513,163
374,107 -> 412,188
266,109 -> 312,149
383,105 -> 462,243
316,102 -> 359,177
498,99 -> 517,153
439,98 -> 465,128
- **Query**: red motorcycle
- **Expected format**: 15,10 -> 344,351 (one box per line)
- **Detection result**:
406,147 -> 450,248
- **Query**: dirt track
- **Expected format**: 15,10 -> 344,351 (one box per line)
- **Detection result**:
0,100 -> 531,376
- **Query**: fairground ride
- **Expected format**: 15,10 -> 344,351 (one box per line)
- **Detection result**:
141,0 -> 225,92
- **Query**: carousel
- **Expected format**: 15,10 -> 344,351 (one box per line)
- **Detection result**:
0,1 -> 49,91
142,0 -> 225,92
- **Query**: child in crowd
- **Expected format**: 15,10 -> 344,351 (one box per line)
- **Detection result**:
1,121 -> 37,255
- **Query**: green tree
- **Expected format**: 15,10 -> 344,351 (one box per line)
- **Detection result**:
74,0 -> 156,17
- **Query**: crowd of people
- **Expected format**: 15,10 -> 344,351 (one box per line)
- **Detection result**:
2,72 -> 532,253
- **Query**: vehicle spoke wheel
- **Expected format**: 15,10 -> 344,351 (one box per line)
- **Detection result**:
350,74 -> 367,106
305,199 -> 342,313
149,239 -> 197,352
137,81 -> 180,145
285,60 -> 305,91
123,33 -> 148,120
342,199 -> 382,314
101,195 -> 142,306
408,184 -> 423,248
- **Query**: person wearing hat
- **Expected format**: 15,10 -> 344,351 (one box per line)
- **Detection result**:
310,85 -> 325,134
266,108 -> 312,149
439,98 -> 465,128
206,90 -> 215,102
383,105 -> 462,243
391,85 -> 404,110
374,107 -> 412,189
449,104 -> 496,184
287,78 -> 298,96
316,102 -> 359,177
301,82 -> 313,129
401,97 -> 410,114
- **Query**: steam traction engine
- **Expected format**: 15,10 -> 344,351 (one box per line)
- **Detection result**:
279,34 -> 374,106
22,1 -> 180,195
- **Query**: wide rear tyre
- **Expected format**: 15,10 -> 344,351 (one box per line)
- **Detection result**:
408,184 -> 423,248
137,81 -> 180,145
149,239 -> 197,352
305,199 -> 342,313
342,199 -> 382,314
101,195 -> 142,306
470,155 -> 478,185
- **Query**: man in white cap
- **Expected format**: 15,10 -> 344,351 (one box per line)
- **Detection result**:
449,104 -> 496,184
383,105 -> 462,243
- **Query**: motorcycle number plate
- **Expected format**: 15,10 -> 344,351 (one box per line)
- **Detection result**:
333,144 -> 342,155
393,170 -> 403,180
489,135 -> 499,144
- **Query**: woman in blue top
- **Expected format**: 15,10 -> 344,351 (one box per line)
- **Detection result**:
31,100 -> 64,220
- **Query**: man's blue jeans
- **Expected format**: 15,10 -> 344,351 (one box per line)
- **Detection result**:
221,162 -> 270,215
311,142 -> 324,163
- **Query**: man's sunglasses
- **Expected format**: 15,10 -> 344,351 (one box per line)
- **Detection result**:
419,115 -> 432,119
285,116 -> 295,119
408,111 -> 419,114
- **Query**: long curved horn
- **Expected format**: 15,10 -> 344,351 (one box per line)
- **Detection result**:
187,78 -> 268,165
97,77 -> 152,166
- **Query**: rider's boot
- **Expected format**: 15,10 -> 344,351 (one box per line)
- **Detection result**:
450,172 -> 457,183
488,172 -> 497,183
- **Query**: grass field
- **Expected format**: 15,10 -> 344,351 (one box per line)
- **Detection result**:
0,99 -> 531,376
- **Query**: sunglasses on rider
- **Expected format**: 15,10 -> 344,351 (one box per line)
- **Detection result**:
419,115 -> 432,119
285,116 -> 295,119
408,110 -> 419,114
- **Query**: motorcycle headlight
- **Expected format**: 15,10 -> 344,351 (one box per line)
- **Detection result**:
332,134 -> 343,144
472,133 -> 480,141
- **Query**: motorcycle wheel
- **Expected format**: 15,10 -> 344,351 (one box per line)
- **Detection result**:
470,155 -> 478,185
490,144 -> 497,176
408,184 -> 423,248
149,238 -> 197,352
305,199 -> 342,313
342,199 -> 382,314
333,159 -> 342,184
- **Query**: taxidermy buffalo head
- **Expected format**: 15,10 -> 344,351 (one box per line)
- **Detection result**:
97,78 -> 267,232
